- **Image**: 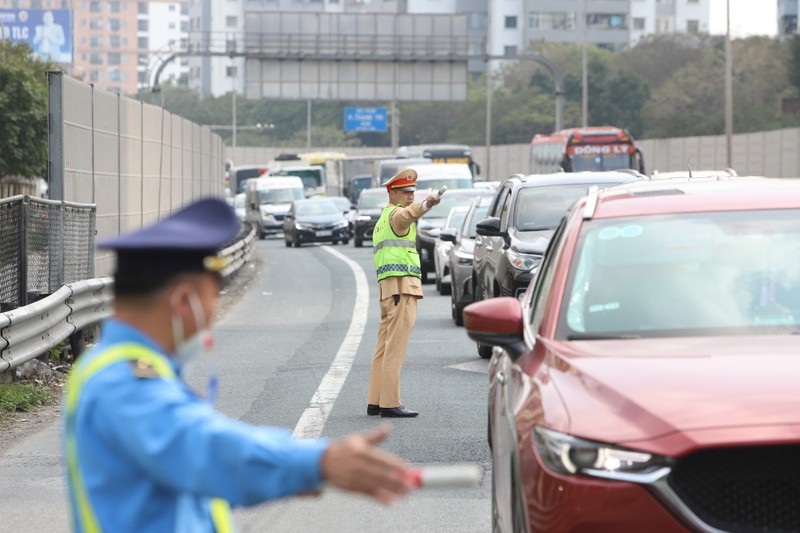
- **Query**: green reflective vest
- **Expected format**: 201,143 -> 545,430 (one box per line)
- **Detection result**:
373,204 -> 421,281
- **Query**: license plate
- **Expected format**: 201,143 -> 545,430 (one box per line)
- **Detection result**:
316,230 -> 332,237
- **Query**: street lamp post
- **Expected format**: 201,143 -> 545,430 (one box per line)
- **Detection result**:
724,0 -> 733,168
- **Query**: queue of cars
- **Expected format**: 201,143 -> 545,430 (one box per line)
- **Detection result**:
236,158 -> 800,531
460,175 -> 800,532
235,156 -> 800,531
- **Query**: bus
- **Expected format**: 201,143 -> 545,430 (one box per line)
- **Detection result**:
530,127 -> 645,175
397,144 -> 481,178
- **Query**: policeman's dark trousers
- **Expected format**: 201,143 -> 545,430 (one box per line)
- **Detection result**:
367,293 -> 418,408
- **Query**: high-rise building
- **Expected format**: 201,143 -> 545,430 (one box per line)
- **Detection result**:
137,0 -> 190,92
186,0 -> 244,98
778,0 -> 798,40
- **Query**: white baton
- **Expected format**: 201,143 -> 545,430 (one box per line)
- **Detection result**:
408,464 -> 482,489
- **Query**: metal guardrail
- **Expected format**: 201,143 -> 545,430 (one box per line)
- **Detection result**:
219,224 -> 256,280
0,223 -> 257,374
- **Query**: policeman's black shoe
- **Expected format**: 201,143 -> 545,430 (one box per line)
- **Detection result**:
380,406 -> 419,418
367,404 -> 381,416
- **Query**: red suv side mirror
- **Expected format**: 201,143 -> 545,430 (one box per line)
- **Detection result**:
463,297 -> 527,360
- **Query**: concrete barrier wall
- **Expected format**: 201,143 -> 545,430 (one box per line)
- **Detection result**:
226,127 -> 800,182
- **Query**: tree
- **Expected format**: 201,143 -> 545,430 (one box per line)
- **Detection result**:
0,42 -> 56,179
787,36 -> 800,94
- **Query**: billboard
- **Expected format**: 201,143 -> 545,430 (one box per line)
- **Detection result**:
0,9 -> 72,64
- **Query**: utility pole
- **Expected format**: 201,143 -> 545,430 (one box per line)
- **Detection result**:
231,57 -> 237,159
724,0 -> 733,168
485,0 -> 492,178
306,100 -> 312,149
582,0 -> 589,127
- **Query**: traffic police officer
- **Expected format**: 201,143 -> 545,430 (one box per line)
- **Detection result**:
64,198 -> 413,532
367,169 -> 441,418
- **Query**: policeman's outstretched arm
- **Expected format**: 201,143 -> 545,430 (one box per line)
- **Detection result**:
321,425 -> 412,504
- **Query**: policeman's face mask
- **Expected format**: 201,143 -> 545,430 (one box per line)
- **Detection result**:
170,284 -> 213,367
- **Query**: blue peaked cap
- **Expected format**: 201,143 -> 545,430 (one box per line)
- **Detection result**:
98,198 -> 239,282
99,198 -> 238,251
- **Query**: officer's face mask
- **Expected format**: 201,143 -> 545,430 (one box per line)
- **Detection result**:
170,285 -> 213,366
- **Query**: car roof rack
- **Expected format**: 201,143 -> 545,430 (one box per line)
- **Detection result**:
583,186 -> 600,220
617,168 -> 646,179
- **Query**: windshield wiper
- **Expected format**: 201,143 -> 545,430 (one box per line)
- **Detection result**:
567,333 -> 641,340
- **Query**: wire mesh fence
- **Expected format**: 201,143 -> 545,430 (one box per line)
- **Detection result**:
0,196 -> 95,311
0,197 -> 24,312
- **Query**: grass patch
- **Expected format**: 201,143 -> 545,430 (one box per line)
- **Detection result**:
0,383 -> 54,413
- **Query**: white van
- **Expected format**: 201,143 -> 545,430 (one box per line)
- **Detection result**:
245,176 -> 305,238
408,163 -> 474,191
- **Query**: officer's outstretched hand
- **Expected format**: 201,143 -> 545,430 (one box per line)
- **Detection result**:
426,193 -> 441,208
321,425 -> 413,504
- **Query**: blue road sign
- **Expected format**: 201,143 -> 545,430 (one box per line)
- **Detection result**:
344,107 -> 388,133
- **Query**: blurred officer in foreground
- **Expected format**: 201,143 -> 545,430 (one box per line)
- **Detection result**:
63,198 -> 412,532
367,169 -> 441,418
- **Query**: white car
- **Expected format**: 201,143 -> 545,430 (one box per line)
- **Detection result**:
433,206 -> 470,296
233,193 -> 246,222
473,180 -> 500,192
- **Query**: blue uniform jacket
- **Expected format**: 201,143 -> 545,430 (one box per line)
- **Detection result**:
64,319 -> 328,532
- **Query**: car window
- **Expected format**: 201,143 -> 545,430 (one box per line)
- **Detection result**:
558,209 -> 800,339
499,190 -> 513,230
359,191 -> 388,209
529,218 -> 567,331
489,186 -> 509,217
258,188 -> 304,204
428,194 -> 486,220
465,205 -> 490,238
513,183 -> 616,231
330,197 -> 351,211
446,211 -> 467,232
295,201 -> 339,216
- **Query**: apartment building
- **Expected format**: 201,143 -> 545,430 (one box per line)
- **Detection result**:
137,0 -> 190,91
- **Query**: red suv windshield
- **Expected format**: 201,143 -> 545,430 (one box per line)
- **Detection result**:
558,209 -> 800,339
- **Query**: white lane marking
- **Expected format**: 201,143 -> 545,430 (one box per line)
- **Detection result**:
445,360 -> 489,374
293,246 -> 369,439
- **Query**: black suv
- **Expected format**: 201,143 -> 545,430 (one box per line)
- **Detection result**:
416,188 -> 492,282
352,187 -> 388,247
471,171 -> 646,356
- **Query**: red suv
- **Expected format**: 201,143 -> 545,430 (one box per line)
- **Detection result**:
465,178 -> 800,532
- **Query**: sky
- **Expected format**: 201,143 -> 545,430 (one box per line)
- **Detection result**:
709,0 -> 778,37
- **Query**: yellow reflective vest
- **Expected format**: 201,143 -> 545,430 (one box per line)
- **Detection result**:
372,204 -> 421,281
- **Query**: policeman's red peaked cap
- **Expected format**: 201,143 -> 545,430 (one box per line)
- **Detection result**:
97,197 -> 240,281
382,168 -> 418,192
